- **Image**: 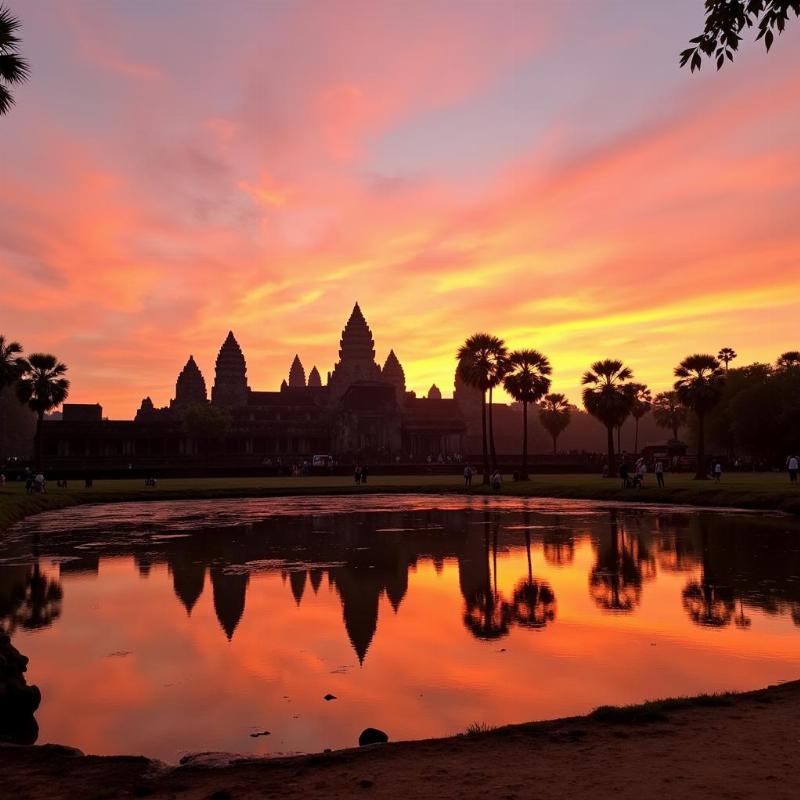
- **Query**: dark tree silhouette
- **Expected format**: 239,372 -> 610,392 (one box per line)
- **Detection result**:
652,390 -> 687,441
456,333 -> 507,482
0,335 -> 24,391
0,5 -> 28,115
181,403 -> 232,460
681,1 -> 799,71
538,393 -> 571,455
776,350 -> 800,370
673,354 -> 725,480
717,347 -> 737,372
582,359 -> 635,476
511,529 -> 556,629
15,353 -> 69,470
502,350 -> 551,480
682,530 -> 735,627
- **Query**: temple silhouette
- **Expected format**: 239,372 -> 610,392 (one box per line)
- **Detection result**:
42,304 -> 477,467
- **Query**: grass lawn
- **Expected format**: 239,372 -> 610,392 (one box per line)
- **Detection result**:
2,471 -> 799,536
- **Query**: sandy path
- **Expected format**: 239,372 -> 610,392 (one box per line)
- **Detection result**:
3,680 -> 799,800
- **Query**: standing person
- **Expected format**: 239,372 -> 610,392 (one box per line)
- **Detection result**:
491,470 -> 502,492
463,465 -> 472,488
787,454 -> 799,484
635,459 -> 646,488
353,465 -> 361,484
655,459 -> 665,488
713,461 -> 722,482
361,464 -> 369,484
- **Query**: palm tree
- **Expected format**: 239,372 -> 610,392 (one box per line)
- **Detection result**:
652,390 -> 687,441
456,333 -> 506,483
776,350 -> 800,370
629,383 -> 652,454
717,347 -> 737,371
0,5 -> 29,116
0,334 -> 24,391
15,353 -> 69,470
502,350 -> 551,480
582,359 -> 635,476
673,354 -> 725,480
538,393 -> 571,455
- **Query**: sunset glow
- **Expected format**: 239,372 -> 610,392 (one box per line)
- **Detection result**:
2,1 -> 799,417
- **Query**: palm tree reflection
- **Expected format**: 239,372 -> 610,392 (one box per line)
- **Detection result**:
589,512 -> 649,613
511,526 -> 556,629
463,515 -> 513,640
682,530 -> 735,627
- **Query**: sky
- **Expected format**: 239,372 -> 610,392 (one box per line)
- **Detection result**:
1,0 -> 799,418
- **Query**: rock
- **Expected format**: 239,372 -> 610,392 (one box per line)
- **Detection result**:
358,728 -> 388,746
324,693 -> 337,701
0,635 -> 41,744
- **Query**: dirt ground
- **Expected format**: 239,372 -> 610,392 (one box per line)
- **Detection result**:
3,680 -> 799,800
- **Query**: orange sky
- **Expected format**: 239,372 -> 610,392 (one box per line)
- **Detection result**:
1,1 -> 799,418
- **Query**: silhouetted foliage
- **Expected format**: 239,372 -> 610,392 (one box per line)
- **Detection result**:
181,403 -> 232,455
502,350 -> 551,479
681,1 -> 800,71
538,393 -> 572,455
456,333 -> 507,481
0,5 -> 29,115
717,347 -> 737,371
652,391 -> 687,442
629,383 -> 652,454
674,354 -> 725,479
15,353 -> 69,470
582,359 -> 635,475
0,334 -> 25,391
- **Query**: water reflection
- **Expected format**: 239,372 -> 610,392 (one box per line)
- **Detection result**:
2,496 -> 800,757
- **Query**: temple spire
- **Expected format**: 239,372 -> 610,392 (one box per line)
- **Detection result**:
308,366 -> 322,387
288,354 -> 306,387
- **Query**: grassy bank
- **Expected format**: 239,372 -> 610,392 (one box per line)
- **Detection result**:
2,471 -> 799,535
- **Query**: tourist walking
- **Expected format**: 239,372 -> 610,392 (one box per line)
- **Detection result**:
463,465 -> 472,487
654,459 -> 665,488
787,454 -> 799,483
713,461 -> 723,482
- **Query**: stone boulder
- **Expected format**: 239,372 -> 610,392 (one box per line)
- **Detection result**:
0,632 -> 41,745
358,728 -> 389,746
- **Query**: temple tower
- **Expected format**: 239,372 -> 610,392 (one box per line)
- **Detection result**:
211,332 -> 249,407
327,303 -> 382,398
308,366 -> 322,387
173,356 -> 207,407
288,355 -> 306,387
427,383 -> 442,400
382,350 -> 406,403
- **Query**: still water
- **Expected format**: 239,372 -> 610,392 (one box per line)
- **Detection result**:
2,495 -> 800,761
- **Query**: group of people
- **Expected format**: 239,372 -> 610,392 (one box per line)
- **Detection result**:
461,465 -> 503,492
353,465 -> 369,484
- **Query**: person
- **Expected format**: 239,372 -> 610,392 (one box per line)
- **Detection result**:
353,465 -> 361,484
713,461 -> 722,482
654,459 -> 665,488
0,472 -> 5,488
34,472 -> 46,493
634,459 -> 646,488
491,470 -> 502,492
361,464 -> 369,484
619,461 -> 630,489
463,465 -> 472,487
787,454 -> 799,483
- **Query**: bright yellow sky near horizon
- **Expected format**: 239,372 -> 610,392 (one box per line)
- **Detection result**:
1,1 -> 799,417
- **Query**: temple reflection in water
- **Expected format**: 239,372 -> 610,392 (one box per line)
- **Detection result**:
4,504 -> 800,663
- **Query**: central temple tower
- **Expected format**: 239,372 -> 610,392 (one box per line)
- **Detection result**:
327,303 -> 382,398
211,331 -> 249,407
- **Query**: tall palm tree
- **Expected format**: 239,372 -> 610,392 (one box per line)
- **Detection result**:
502,350 -> 551,480
652,390 -> 687,441
456,333 -> 506,483
629,383 -> 652,454
673,354 -> 725,480
582,359 -> 635,476
0,334 -> 24,390
538,393 -> 571,455
717,347 -> 737,372
0,5 -> 29,116
15,353 -> 69,470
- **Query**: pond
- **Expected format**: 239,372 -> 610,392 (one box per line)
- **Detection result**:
2,494 -> 800,761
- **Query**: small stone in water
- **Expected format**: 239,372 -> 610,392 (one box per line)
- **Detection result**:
249,730 -> 270,738
324,693 -> 337,701
359,728 -> 389,746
